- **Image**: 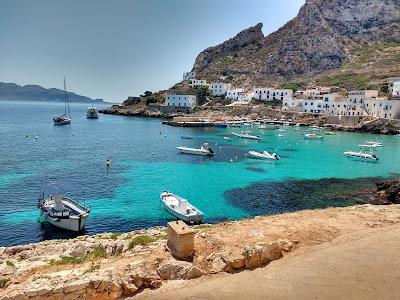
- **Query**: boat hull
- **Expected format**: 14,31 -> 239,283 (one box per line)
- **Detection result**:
176,147 -> 214,156
232,133 -> 261,140
248,151 -> 279,160
160,192 -> 204,223
43,212 -> 89,231
344,152 -> 378,161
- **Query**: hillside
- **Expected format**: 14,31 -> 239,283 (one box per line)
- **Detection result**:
0,82 -> 104,103
192,0 -> 400,90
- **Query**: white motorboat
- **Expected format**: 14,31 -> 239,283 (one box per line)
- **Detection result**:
232,132 -> 261,140
53,78 -> 72,125
277,134 -> 284,137
38,194 -> 90,232
223,136 -> 232,140
258,125 -> 268,129
365,141 -> 383,147
160,192 -> 204,223
303,133 -> 323,140
86,106 -> 99,119
177,143 -> 214,156
358,144 -> 379,149
248,151 -> 280,160
344,151 -> 379,161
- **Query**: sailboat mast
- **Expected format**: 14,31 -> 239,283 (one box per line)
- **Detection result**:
64,78 -> 70,116
64,78 -> 67,115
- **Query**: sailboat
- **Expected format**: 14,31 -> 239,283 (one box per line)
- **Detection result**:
53,78 -> 71,125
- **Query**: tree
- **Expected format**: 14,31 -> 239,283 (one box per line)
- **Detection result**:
141,91 -> 153,97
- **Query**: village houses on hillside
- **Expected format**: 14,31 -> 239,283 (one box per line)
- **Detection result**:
161,72 -> 400,120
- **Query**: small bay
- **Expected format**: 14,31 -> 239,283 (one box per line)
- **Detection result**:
0,100 -> 399,246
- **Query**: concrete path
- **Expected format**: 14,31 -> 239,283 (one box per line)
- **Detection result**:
134,225 -> 400,299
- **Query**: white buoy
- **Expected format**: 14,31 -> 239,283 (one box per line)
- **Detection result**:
230,158 -> 233,162
73,133 -> 76,136
35,136 -> 39,140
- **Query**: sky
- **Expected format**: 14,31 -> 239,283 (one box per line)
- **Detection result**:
0,0 -> 305,102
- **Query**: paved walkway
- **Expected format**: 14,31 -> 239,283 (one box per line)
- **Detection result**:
134,225 -> 400,299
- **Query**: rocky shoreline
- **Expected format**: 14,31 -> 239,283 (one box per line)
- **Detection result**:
1,196 -> 400,299
100,104 -> 400,135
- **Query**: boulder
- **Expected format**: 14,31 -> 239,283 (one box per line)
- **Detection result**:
243,245 -> 264,269
277,239 -> 293,252
66,242 -> 90,258
157,260 -> 203,280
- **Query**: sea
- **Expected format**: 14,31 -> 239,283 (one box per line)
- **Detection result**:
0,100 -> 399,246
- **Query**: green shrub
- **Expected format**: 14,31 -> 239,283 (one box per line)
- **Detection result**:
0,278 -> 10,288
5,260 -> 14,267
50,256 -> 84,265
90,246 -> 108,259
109,233 -> 121,240
128,235 -> 156,249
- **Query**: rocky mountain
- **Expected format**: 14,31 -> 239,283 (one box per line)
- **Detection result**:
0,82 -> 104,103
193,0 -> 400,90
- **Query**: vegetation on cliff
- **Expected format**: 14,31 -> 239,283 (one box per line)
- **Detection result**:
192,0 -> 400,90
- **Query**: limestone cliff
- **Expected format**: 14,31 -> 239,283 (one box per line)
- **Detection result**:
192,0 -> 400,89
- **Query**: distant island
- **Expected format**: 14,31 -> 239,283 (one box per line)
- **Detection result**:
0,82 -> 105,103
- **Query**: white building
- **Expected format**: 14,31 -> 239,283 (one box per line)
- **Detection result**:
226,88 -> 244,100
254,88 -> 293,101
388,78 -> 400,94
190,79 -> 208,88
283,93 -> 346,115
364,98 -> 400,119
210,83 -> 231,96
346,90 -> 379,116
322,94 -> 347,116
165,95 -> 197,108
183,71 -> 196,81
392,81 -> 400,96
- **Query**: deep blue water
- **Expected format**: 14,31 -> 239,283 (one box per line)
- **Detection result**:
0,100 -> 399,246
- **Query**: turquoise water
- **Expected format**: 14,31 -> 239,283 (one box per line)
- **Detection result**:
0,100 -> 399,246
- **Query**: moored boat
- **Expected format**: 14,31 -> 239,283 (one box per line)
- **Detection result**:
343,151 -> 378,161
160,192 -> 204,223
86,106 -> 99,119
248,151 -> 280,160
325,131 -> 337,135
176,143 -> 214,156
365,141 -> 383,147
232,132 -> 261,140
53,79 -> 72,125
38,194 -> 90,232
303,133 -> 323,140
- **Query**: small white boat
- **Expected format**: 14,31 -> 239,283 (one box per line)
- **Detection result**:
258,125 -> 268,129
277,134 -> 284,137
223,136 -> 232,140
365,141 -> 383,147
304,133 -> 323,140
248,151 -> 280,160
232,132 -> 261,140
344,151 -> 378,161
309,125 -> 322,129
283,122 -> 290,126
177,143 -> 214,156
325,131 -> 337,135
160,192 -> 204,223
358,144 -> 379,149
86,106 -> 99,119
38,194 -> 90,232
